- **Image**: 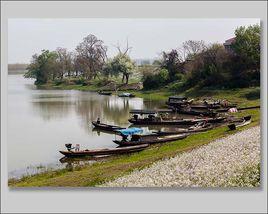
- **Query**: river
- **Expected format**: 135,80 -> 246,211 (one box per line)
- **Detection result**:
8,74 -> 166,178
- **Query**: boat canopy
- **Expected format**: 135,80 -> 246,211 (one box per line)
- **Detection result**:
117,127 -> 143,136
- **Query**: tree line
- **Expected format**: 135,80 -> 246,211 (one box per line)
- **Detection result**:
142,24 -> 260,90
25,34 -> 134,85
25,24 -> 260,90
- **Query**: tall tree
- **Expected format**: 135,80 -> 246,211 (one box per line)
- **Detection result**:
24,50 -> 58,84
76,34 -> 107,80
160,49 -> 182,82
56,47 -> 73,79
231,24 -> 260,72
104,53 -> 135,84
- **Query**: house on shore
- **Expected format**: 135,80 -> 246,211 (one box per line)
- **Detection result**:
223,37 -> 236,53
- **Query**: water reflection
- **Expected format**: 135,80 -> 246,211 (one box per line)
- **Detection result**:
31,100 -> 73,121
30,91 -> 149,131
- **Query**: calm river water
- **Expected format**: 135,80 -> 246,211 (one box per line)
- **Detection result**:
8,74 -> 166,178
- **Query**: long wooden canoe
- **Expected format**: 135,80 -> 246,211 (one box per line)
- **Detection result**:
98,91 -> 112,95
173,109 -> 218,117
128,117 -> 226,125
153,123 -> 213,136
113,133 -> 188,146
59,144 -> 149,157
92,121 -> 124,132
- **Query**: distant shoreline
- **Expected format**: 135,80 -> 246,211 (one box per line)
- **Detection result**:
8,70 -> 26,75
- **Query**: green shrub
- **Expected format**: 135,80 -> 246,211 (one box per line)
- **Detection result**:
168,82 -> 185,92
74,77 -> 86,85
143,69 -> 169,90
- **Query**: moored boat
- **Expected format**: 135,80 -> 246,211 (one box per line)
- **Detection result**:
98,91 -> 112,95
59,143 -> 149,157
172,108 -> 218,117
153,123 -> 213,136
92,121 -> 124,132
228,115 -> 252,130
118,92 -> 135,97
113,133 -> 188,146
128,116 -> 226,125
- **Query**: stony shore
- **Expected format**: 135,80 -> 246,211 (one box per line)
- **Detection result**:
102,126 -> 261,187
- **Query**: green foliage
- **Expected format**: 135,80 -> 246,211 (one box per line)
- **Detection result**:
24,50 -> 58,85
103,53 -> 135,84
160,49 -> 183,82
232,24 -> 260,68
74,77 -> 86,85
142,69 -> 169,90
168,81 -> 185,92
182,24 -> 260,90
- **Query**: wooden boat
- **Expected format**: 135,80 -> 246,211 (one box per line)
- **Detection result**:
216,106 -> 260,113
128,116 -> 226,125
153,123 -> 213,136
59,144 -> 149,157
118,92 -> 135,97
166,96 -> 190,106
173,108 -> 218,117
228,115 -> 252,130
98,91 -> 112,95
92,121 -> 124,132
113,133 -> 188,146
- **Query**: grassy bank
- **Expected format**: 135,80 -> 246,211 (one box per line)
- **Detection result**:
8,86 -> 260,187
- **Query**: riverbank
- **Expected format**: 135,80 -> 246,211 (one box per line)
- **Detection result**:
102,126 -> 260,187
8,84 -> 260,187
38,78 -> 260,103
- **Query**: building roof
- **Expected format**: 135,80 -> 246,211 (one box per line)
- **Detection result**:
224,37 -> 236,46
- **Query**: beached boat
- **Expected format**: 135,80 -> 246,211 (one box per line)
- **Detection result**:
59,144 -> 149,157
98,91 -> 112,95
166,96 -> 190,107
113,133 -> 188,146
216,106 -> 260,113
118,92 -> 135,97
92,121 -> 124,132
153,123 -> 213,136
228,115 -> 252,130
128,116 -> 226,125
173,108 -> 218,117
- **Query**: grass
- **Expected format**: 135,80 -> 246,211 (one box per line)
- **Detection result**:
8,85 -> 260,187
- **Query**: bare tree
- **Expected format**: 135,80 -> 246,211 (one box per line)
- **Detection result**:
178,40 -> 207,61
115,38 -> 132,56
76,34 -> 107,80
112,39 -> 135,84
56,47 -> 73,79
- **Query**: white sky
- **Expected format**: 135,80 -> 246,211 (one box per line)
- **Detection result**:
8,18 -> 259,63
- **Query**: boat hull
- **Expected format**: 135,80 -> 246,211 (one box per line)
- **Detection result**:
113,133 -> 188,146
59,144 -> 149,157
128,117 -> 226,125
91,121 -> 124,132
154,124 -> 213,136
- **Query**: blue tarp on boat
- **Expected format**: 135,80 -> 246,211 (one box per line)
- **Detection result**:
116,127 -> 143,136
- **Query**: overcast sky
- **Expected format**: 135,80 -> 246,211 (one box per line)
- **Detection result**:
8,18 -> 259,64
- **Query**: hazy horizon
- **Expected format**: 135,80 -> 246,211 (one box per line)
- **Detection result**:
8,18 -> 259,64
